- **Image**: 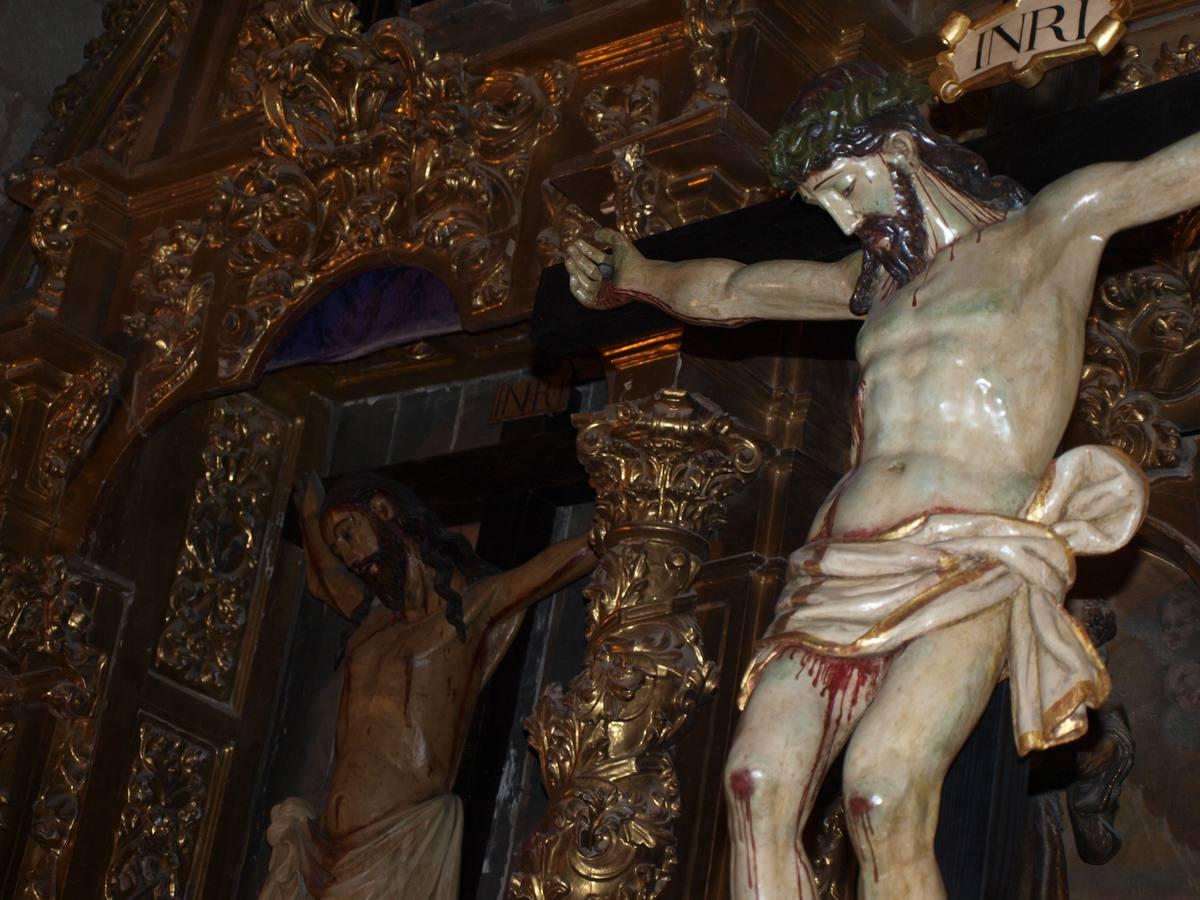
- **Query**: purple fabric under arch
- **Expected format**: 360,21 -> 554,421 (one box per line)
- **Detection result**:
268,266 -> 461,371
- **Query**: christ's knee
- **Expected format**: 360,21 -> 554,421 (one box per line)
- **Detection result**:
843,744 -> 940,866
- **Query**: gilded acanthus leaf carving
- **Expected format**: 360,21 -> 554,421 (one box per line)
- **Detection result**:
0,554 -> 110,900
611,142 -> 673,239
537,184 -> 600,267
582,77 -> 662,145
576,388 -> 767,545
125,220 -> 215,431
104,717 -> 216,900
28,170 -> 84,318
1073,232 -> 1200,477
134,0 -> 575,420
154,394 -> 288,701
510,390 -> 766,899
36,360 -> 120,501
213,0 -> 574,376
682,0 -> 736,111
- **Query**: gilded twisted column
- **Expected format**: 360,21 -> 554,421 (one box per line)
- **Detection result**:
509,388 -> 766,899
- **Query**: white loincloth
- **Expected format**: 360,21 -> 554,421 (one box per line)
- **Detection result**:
257,793 -> 463,899
738,445 -> 1148,755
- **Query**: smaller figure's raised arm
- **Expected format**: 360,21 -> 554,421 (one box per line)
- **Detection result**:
485,533 -> 598,625
566,228 -> 861,325
294,471 -> 365,619
1036,130 -> 1200,241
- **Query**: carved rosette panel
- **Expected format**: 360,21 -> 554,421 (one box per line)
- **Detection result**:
129,0 -> 576,426
153,395 -> 288,701
1072,223 -> 1200,478
0,554 -> 114,900
104,717 -> 217,900
509,389 -> 766,899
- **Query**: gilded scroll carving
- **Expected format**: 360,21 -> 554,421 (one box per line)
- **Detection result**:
537,185 -> 599,267
509,389 -> 765,899
683,0 -> 736,110
1112,35 -> 1200,94
0,554 -> 109,900
28,171 -> 84,318
215,0 -> 573,375
582,77 -> 662,145
612,142 -> 672,239
36,360 -> 120,500
154,394 -> 287,701
135,0 -> 575,422
1073,223 -> 1200,478
125,220 -> 214,432
104,717 -> 216,900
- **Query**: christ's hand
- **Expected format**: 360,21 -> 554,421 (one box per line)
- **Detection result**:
566,228 -> 644,308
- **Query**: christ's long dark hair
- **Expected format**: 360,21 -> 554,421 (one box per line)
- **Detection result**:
322,474 -> 496,640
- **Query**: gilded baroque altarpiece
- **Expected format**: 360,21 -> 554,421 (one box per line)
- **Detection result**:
0,0 -> 1199,898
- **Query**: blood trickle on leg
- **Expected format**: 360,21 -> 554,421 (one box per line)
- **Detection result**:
847,793 -> 881,882
787,649 -> 887,894
728,768 -> 760,897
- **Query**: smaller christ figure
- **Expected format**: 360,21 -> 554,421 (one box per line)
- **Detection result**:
258,472 -> 597,899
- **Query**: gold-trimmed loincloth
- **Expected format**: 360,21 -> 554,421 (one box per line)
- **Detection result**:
738,445 -> 1148,755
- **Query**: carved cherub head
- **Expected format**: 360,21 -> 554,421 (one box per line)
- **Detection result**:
769,62 -> 1030,313
320,474 -> 494,637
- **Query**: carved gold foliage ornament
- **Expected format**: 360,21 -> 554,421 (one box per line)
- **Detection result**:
125,220 -> 214,432
1111,35 -> 1200,94
28,171 -> 85,318
683,0 -> 736,111
1073,214 -> 1200,477
36,360 -> 120,500
105,717 -> 216,900
509,390 -> 766,900
133,0 -> 575,424
582,77 -> 662,145
577,388 -> 767,547
0,554 -> 109,900
154,395 -> 287,701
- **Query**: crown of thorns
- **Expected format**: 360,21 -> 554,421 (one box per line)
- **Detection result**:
768,70 -> 932,189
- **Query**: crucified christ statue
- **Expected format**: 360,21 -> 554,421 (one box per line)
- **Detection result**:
258,472 -> 596,899
564,62 -> 1175,899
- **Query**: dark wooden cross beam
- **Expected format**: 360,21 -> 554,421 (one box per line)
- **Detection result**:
533,69 -> 1200,357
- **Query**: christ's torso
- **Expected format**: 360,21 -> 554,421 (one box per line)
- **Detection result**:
816,209 -> 1102,539
322,581 -> 497,837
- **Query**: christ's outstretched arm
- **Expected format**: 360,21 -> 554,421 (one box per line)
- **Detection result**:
566,227 -> 862,325
1035,130 -> 1200,242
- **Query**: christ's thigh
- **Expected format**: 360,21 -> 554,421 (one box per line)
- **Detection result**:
842,604 -> 1009,875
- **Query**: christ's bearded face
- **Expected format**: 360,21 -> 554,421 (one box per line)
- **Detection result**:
321,500 -> 431,615
801,147 -> 930,313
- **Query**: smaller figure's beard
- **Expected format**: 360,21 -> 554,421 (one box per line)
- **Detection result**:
849,169 -> 929,315
355,527 -> 412,613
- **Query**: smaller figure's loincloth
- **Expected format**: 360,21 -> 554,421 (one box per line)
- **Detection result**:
739,445 -> 1148,755
257,793 -> 463,900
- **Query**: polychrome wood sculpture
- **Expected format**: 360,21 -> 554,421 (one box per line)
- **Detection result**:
258,472 -> 596,899
564,61 -> 1190,899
